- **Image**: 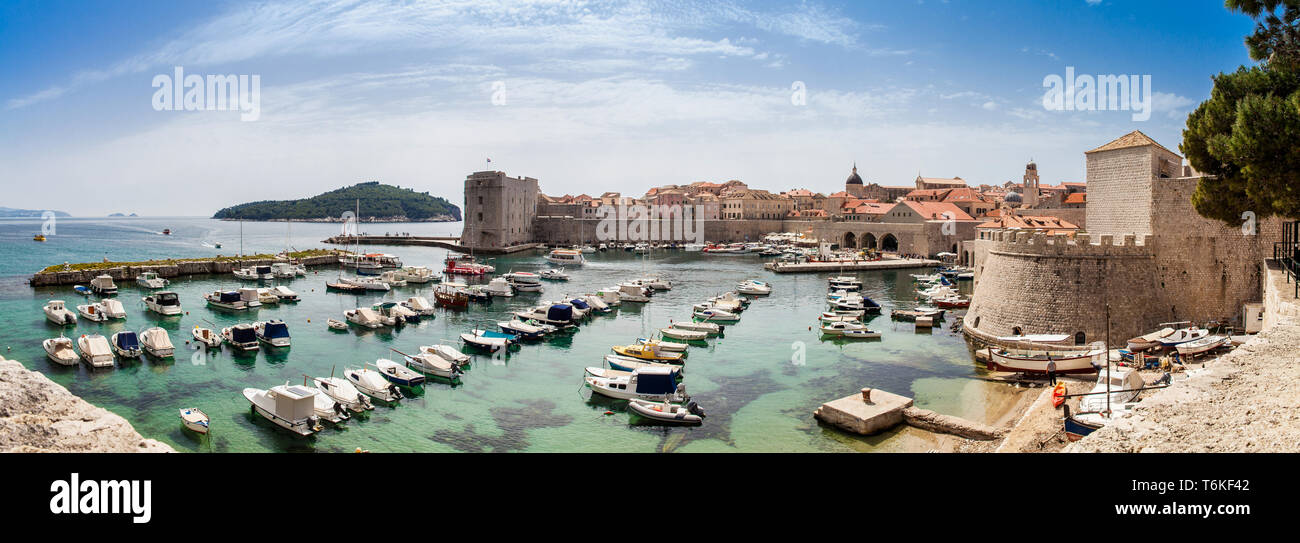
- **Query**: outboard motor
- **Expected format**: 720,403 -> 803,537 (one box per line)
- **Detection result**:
334,402 -> 350,420
675,383 -> 688,401
686,400 -> 706,418
388,384 -> 403,400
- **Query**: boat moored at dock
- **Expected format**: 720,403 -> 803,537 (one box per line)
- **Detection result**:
243,384 -> 322,436
144,291 -> 183,315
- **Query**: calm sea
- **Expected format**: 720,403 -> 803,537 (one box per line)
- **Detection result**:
0,217 -> 1021,452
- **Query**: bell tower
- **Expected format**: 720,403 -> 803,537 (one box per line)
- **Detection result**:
1023,160 -> 1039,208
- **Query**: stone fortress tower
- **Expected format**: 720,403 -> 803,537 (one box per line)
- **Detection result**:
1022,160 -> 1039,208
461,170 -> 539,249
963,131 -> 1282,346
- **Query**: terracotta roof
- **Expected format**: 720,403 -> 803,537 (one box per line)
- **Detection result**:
916,176 -> 967,186
783,188 -> 815,197
1063,193 -> 1086,205
828,191 -> 851,198
1085,130 -> 1180,156
905,189 -> 950,200
897,201 -> 974,221
977,214 -> 1079,230
942,188 -> 989,203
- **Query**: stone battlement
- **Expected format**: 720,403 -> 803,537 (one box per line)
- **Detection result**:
984,230 -> 1154,258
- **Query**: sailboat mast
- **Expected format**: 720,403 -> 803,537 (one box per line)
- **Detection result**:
1105,303 -> 1111,415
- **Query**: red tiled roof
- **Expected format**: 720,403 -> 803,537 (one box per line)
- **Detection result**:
977,214 -> 1079,230
897,201 -> 974,221
1063,193 -> 1086,205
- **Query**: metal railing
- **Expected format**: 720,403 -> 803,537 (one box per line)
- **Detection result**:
1274,220 -> 1300,299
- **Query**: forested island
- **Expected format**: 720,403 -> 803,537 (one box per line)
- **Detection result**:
212,182 -> 461,222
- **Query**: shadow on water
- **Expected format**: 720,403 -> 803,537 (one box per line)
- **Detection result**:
240,408 -> 317,452
427,399 -> 572,453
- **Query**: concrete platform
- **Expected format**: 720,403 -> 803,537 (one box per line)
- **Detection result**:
765,258 -> 939,273
814,389 -> 914,435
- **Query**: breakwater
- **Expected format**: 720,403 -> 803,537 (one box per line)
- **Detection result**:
28,252 -> 347,287
764,258 -> 939,273
322,235 -> 539,254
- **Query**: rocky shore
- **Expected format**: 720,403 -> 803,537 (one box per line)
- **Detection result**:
1067,318 -> 1300,453
0,356 -> 173,453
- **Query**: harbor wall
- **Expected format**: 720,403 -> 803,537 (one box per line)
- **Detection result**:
28,253 -> 345,287
0,356 -> 173,453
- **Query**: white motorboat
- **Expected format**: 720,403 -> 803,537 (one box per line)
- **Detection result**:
270,263 -> 298,279
659,327 -> 707,341
670,320 -> 722,335
1158,327 -> 1210,346
460,331 -> 511,352
1079,369 -> 1147,415
233,267 -> 260,281
395,266 -> 438,284
378,270 -> 408,288
254,288 -> 280,304
110,331 -> 142,358
692,308 -> 739,323
985,348 -> 1104,374
618,283 -> 651,303
683,243 -> 706,251
596,287 -> 622,306
640,276 -> 671,291
179,408 -> 210,434
300,385 -> 350,424
374,358 -> 427,387
345,307 -> 392,329
419,344 -> 472,366
584,366 -> 688,402
344,367 -> 403,402
89,274 -> 118,295
539,268 -> 570,281
77,302 -> 108,322
243,385 -> 322,436
636,338 -> 687,354
237,288 -> 264,308
192,326 -> 221,348
580,245 -> 596,254
205,290 -> 249,310
582,294 -> 610,313
827,276 -> 862,291
373,302 -> 420,325
140,327 -> 175,357
223,324 -> 260,352
135,272 -> 169,289
340,276 -> 390,291
404,296 -> 435,315
504,271 -> 544,292
499,319 -> 548,340
820,321 -> 868,336
77,334 -> 114,368
604,354 -> 682,375
1176,335 -> 1228,356
143,291 -> 183,315
43,337 -> 79,366
270,285 -> 299,302
546,249 -> 586,266
100,298 -> 127,319
401,350 -> 464,381
327,319 -> 348,331
627,398 -> 705,425
313,376 -> 373,412
254,320 -> 292,348
819,312 -> 859,323
484,277 -> 515,297
736,280 -> 772,296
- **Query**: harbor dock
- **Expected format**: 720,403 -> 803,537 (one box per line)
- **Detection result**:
323,235 -> 539,255
765,258 -> 939,273
815,387 -> 1005,440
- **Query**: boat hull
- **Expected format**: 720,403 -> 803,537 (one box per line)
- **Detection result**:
986,348 -> 1100,374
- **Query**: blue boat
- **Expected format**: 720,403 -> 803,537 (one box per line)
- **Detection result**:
74,285 -> 92,297
862,297 -> 882,313
111,331 -> 142,358
1063,405 -> 1102,441
481,330 -> 519,343
498,321 -> 545,340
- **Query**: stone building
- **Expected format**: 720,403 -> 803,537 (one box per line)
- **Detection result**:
962,130 -> 1282,346
461,170 -> 538,249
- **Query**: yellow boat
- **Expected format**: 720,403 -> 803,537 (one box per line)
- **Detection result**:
611,343 -> 684,362
33,234 -> 46,242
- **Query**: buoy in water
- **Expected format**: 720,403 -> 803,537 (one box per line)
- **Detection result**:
603,411 -> 614,416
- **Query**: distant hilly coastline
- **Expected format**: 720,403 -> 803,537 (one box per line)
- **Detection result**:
0,207 -> 71,218
212,182 -> 462,222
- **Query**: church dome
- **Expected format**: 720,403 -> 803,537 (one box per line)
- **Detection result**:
845,163 -> 863,185
1004,191 -> 1023,203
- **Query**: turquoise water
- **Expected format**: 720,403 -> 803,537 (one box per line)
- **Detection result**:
1,217 -> 1021,452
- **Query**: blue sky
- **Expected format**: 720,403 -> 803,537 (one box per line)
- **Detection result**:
0,0 -> 1260,216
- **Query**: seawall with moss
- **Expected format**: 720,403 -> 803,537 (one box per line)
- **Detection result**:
28,249 -> 349,287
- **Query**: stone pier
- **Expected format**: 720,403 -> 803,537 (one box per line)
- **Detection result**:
814,387 -> 1005,440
